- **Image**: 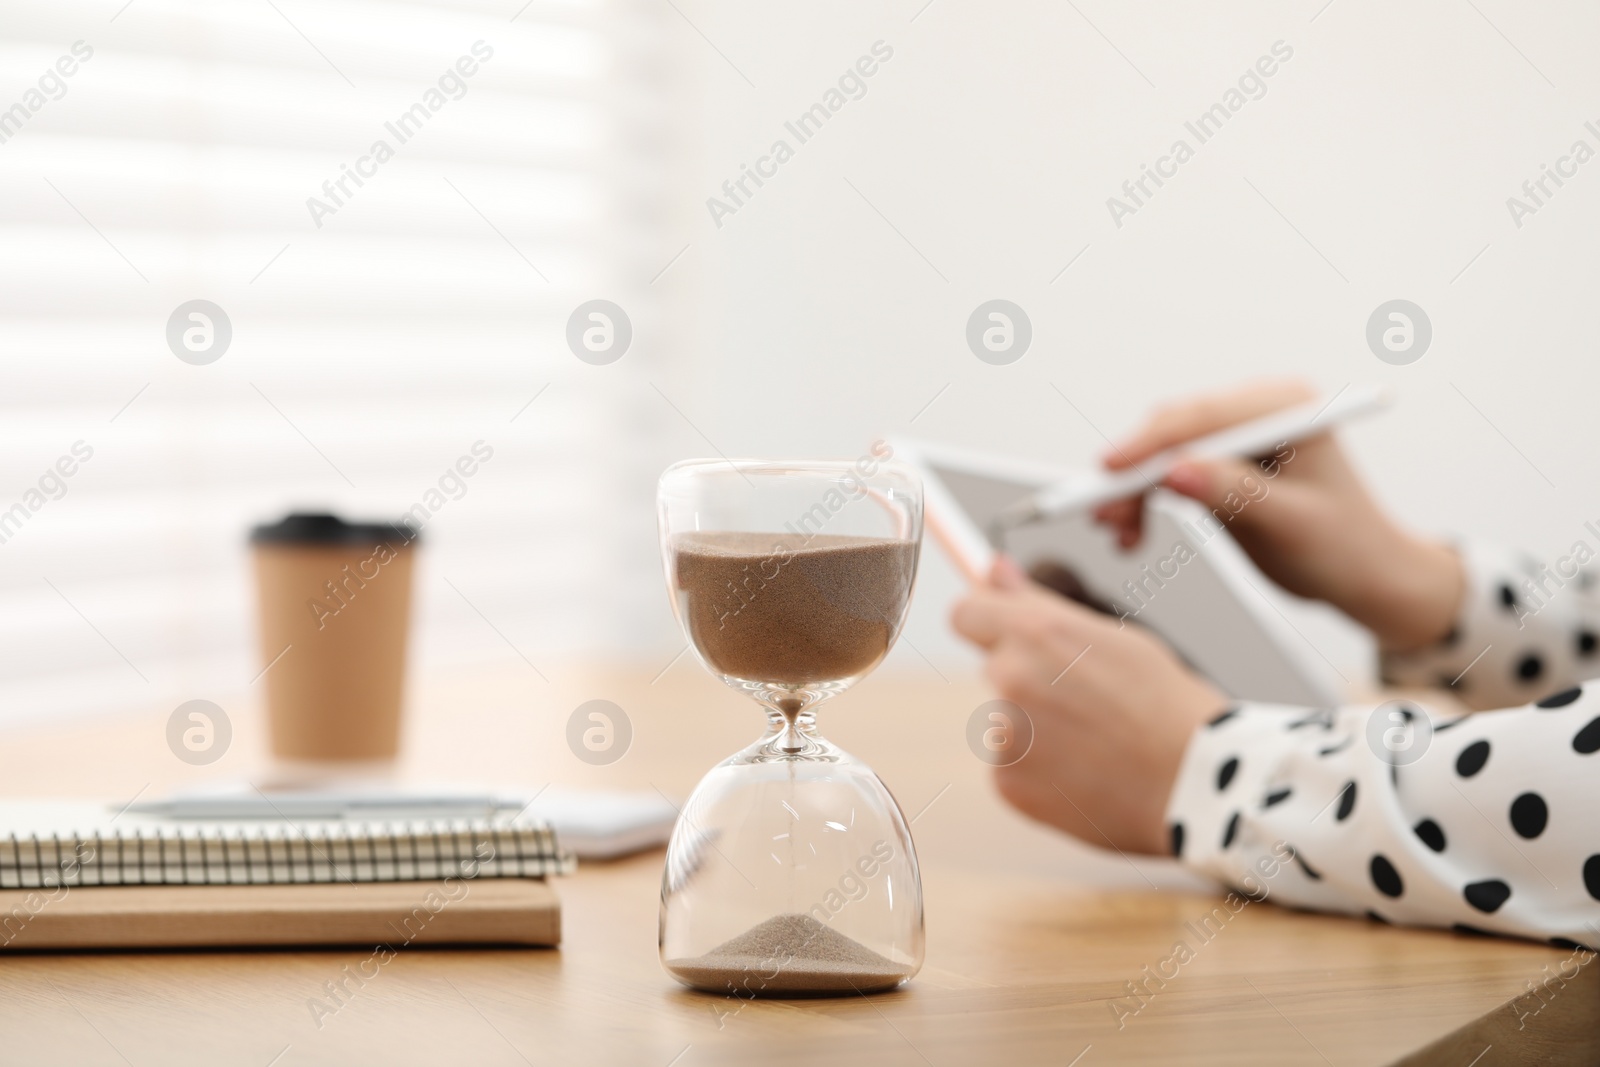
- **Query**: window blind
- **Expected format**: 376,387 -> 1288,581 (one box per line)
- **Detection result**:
0,0 -> 674,725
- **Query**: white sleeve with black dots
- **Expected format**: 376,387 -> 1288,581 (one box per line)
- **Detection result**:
1381,541 -> 1600,711
1164,693 -> 1600,949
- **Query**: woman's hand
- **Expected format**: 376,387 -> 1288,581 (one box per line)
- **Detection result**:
951,556 -> 1226,856
1093,379 -> 1463,652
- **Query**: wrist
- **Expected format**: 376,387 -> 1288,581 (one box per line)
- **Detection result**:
1145,677 -> 1228,854
1351,530 -> 1464,652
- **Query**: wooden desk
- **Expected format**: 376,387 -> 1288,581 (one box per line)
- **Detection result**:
0,664 -> 1592,1065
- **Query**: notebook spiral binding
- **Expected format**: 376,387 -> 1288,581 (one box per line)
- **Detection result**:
0,820 -> 574,889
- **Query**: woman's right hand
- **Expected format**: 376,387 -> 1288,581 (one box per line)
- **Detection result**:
1092,380 -> 1464,653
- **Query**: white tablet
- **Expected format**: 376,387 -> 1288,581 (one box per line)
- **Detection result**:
892,437 -> 1343,707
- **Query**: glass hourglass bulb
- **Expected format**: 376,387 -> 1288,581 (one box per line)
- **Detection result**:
656,458 -> 925,996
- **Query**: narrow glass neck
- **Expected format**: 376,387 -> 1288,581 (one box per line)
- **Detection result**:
762,706 -> 821,756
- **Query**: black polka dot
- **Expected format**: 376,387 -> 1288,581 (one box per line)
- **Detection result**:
1365,910 -> 1390,924
1216,757 -> 1239,791
1499,584 -> 1518,610
1516,653 -> 1545,682
1440,625 -> 1459,648
1169,822 -> 1184,858
1414,818 -> 1447,852
1263,787 -> 1292,808
1464,879 -> 1512,913
1335,781 -> 1357,821
1509,793 -> 1548,839
1537,686 -> 1583,708
1439,673 -> 1464,691
1583,855 -> 1600,901
1289,710 -> 1335,731
1456,740 -> 1490,777
1207,707 -> 1239,728
1578,630 -> 1598,657
1370,855 -> 1403,898
1292,848 -> 1321,881
1221,812 -> 1240,848
1573,717 -> 1600,755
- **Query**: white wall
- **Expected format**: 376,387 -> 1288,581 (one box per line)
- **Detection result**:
5,0 -> 1596,720
643,0 -> 1600,677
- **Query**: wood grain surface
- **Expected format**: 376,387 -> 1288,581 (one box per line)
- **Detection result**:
0,663 -> 1587,1066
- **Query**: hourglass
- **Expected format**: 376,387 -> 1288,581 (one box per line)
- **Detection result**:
657,458 -> 925,995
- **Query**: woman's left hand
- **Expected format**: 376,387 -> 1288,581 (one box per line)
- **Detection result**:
950,556 -> 1227,855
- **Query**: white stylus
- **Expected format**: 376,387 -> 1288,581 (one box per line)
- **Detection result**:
989,384 -> 1391,536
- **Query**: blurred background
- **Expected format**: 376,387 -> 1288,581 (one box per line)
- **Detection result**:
1,0 -> 1596,726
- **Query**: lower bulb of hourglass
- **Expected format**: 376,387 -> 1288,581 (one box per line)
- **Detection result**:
659,733 -> 924,996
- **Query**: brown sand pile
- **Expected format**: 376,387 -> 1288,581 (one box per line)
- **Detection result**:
665,913 -> 911,994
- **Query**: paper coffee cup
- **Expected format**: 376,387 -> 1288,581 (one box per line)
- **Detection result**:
250,513 -> 418,764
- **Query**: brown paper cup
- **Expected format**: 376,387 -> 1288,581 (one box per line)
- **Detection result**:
250,513 -> 418,763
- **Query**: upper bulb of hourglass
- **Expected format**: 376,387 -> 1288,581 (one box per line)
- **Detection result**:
669,527 -> 917,747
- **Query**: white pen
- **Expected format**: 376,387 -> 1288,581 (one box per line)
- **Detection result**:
989,384 -> 1392,537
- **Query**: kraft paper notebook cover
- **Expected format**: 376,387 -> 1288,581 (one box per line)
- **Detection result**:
0,802 -> 572,951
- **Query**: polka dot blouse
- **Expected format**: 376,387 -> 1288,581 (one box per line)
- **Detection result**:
1164,542 -> 1600,948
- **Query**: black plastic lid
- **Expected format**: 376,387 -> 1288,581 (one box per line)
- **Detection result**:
249,512 -> 416,547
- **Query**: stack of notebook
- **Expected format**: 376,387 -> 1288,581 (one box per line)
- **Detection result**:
0,799 -> 575,950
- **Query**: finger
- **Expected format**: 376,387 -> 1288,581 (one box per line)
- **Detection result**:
1162,456 -> 1273,518
1093,497 -> 1141,529
1090,496 -> 1143,546
950,587 -> 1021,649
1102,379 -> 1318,469
990,553 -> 1028,590
954,580 -> 1106,651
1118,507 -> 1144,549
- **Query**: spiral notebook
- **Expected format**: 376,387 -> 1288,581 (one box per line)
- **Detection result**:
0,801 -> 572,950
0,801 -> 572,888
